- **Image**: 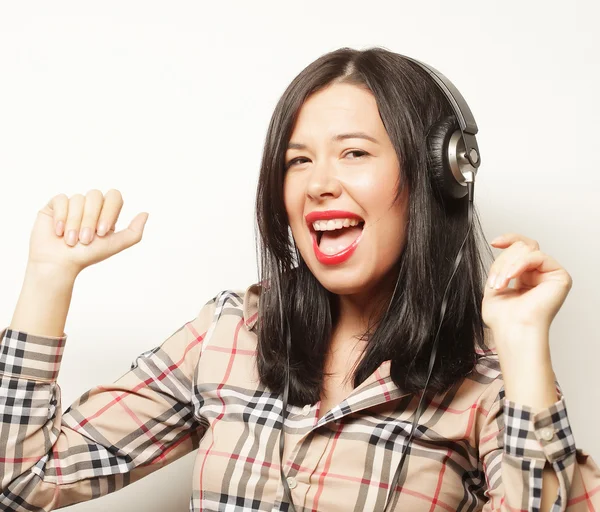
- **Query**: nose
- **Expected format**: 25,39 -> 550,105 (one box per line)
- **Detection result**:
306,161 -> 343,201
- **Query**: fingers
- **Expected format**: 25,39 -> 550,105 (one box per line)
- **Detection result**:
487,233 -> 570,292
489,249 -> 545,290
79,189 -> 104,245
52,189 -> 125,247
50,194 -> 69,236
488,236 -> 540,290
64,194 -> 85,246
490,233 -> 539,250
108,212 -> 149,254
97,189 -> 123,237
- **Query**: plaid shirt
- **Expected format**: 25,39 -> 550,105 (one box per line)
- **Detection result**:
1,283 -> 599,511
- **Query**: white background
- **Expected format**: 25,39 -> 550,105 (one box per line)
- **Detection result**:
0,1 -> 598,510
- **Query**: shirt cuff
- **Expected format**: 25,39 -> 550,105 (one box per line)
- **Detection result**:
503,396 -> 576,463
0,327 -> 67,382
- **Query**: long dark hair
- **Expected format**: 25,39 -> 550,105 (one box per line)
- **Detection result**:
254,47 -> 494,407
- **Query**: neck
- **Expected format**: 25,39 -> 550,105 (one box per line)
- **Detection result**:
332,265 -> 400,341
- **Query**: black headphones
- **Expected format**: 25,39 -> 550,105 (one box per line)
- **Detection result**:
278,53 -> 481,512
410,54 -> 481,200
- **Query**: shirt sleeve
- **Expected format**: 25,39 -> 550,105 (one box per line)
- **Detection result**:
479,384 -> 600,511
0,295 -> 217,511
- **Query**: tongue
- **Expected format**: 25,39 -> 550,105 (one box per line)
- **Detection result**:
318,225 -> 363,254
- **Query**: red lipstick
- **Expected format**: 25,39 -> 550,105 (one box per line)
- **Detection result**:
305,210 -> 364,224
305,210 -> 365,265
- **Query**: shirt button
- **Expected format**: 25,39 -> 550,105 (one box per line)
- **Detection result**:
287,477 -> 297,489
302,404 -> 311,416
540,428 -> 555,442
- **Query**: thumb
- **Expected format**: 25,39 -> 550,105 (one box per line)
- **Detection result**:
109,212 -> 149,254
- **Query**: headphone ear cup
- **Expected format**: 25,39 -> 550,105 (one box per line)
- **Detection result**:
427,116 -> 468,201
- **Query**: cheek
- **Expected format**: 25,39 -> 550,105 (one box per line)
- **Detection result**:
365,184 -> 408,254
380,199 -> 409,259
348,160 -> 399,206
360,179 -> 399,220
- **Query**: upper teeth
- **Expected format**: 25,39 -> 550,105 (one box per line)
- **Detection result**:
312,218 -> 362,231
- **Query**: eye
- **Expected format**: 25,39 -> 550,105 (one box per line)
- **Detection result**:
285,157 -> 310,170
344,150 -> 368,159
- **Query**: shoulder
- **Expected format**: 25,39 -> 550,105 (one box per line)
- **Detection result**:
438,327 -> 507,433
193,282 -> 262,351
452,329 -> 511,446
198,282 -> 262,327
467,328 -> 505,408
192,283 -> 262,386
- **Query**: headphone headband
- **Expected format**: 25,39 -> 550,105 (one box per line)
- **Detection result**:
401,55 -> 482,171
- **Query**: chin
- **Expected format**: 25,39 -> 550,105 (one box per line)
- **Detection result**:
320,281 -> 366,296
308,266 -> 375,296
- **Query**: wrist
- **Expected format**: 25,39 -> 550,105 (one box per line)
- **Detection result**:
10,262 -> 77,338
25,261 -> 79,287
493,326 -> 559,410
493,323 -> 549,342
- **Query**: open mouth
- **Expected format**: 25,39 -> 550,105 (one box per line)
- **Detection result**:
312,220 -> 365,255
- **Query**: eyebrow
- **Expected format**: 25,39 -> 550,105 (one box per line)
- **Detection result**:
287,132 -> 379,150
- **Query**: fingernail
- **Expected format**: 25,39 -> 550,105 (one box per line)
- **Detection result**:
67,230 -> 77,246
491,236 -> 503,244
55,221 -> 64,237
97,222 -> 107,236
80,227 -> 92,244
488,273 -> 497,288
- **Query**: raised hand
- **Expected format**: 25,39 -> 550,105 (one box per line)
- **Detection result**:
28,189 -> 149,278
483,232 -> 572,335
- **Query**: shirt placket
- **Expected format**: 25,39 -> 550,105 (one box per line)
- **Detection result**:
273,370 -> 406,511
274,403 -> 343,511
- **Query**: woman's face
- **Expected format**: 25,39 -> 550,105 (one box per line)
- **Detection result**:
283,82 -> 409,299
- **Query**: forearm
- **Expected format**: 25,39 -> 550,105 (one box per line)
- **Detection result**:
9,263 -> 78,338
495,326 -> 560,512
494,326 -> 558,409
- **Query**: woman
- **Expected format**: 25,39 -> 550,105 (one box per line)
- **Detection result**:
1,47 -> 599,511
